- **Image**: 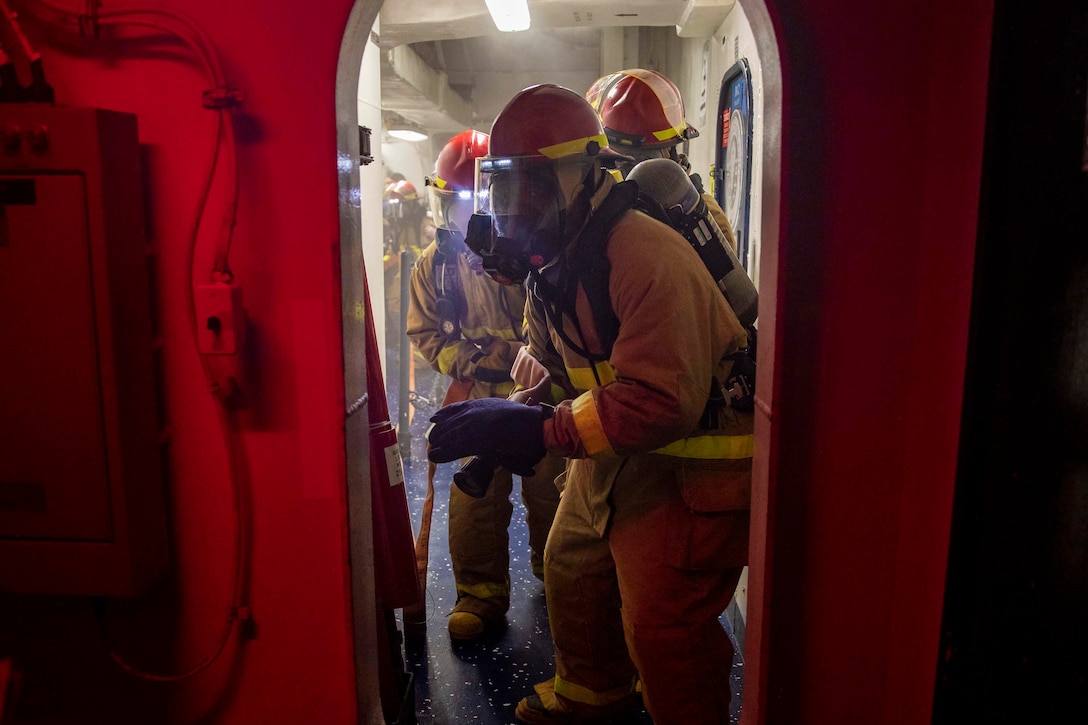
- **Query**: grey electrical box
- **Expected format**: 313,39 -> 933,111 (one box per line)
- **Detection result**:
0,104 -> 167,595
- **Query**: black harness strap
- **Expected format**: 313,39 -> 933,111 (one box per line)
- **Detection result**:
529,180 -> 756,414
563,181 -> 640,358
434,229 -> 468,340
529,181 -> 678,363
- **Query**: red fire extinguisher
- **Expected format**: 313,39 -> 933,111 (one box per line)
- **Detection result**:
361,274 -> 420,610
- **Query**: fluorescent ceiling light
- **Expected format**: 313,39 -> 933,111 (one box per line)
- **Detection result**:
485,0 -> 531,32
387,124 -> 428,142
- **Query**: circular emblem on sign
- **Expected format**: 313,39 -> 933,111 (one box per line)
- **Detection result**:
724,109 -> 747,229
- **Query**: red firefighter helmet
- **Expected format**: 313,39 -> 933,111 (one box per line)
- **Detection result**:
487,83 -> 612,164
593,68 -> 699,149
467,84 -> 618,285
432,129 -> 489,192
426,130 -> 489,233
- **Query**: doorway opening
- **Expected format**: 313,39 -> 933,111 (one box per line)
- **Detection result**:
335,1 -> 783,721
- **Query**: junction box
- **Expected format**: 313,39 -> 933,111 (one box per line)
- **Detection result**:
0,104 -> 167,595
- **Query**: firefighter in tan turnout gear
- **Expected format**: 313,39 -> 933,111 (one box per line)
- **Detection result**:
406,130 -> 563,641
426,86 -> 754,723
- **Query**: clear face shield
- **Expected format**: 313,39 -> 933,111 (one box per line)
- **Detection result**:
425,180 -> 485,270
465,156 -> 571,285
425,180 -> 475,235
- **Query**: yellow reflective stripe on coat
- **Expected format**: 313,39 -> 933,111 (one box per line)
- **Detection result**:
436,345 -> 458,376
456,581 -> 509,600
655,433 -> 754,459
571,391 -> 614,457
553,675 -> 636,707
492,381 -> 516,397
565,362 -> 617,390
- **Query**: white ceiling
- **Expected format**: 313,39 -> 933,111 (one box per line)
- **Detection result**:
378,0 -> 735,47
376,0 -> 735,135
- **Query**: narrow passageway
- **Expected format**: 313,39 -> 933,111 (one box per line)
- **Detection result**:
387,345 -> 743,724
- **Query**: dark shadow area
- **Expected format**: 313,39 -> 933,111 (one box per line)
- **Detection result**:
934,1 -> 1088,722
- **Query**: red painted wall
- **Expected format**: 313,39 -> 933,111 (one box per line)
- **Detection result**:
747,0 -> 993,722
0,0 -> 994,723
1,1 -> 371,722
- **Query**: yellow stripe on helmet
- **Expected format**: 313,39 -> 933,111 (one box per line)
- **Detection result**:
537,132 -> 610,159
652,125 -> 686,142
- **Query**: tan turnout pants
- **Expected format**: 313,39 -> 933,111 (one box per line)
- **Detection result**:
448,454 -> 564,620
544,452 -> 749,724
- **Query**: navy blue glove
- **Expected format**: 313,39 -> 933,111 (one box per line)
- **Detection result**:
427,398 -> 547,466
493,453 -> 544,478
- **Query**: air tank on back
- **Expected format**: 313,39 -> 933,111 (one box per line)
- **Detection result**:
627,158 -> 758,328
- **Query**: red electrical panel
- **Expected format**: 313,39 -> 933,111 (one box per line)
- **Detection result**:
0,104 -> 167,595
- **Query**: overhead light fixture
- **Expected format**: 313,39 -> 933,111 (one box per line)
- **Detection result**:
485,0 -> 531,32
387,121 -> 428,143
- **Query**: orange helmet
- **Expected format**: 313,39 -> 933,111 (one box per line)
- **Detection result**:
384,179 -> 419,202
593,69 -> 698,150
383,179 -> 421,223
427,130 -> 489,232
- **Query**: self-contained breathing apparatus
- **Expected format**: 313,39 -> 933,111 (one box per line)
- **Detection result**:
626,159 -> 758,328
625,159 -> 758,414
506,162 -> 759,412
453,159 -> 759,498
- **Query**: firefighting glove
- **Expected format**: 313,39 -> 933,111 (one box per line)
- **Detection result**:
492,453 -> 545,478
426,398 -> 547,469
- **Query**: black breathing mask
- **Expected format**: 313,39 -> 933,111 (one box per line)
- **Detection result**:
465,212 -> 552,286
467,161 -> 575,285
